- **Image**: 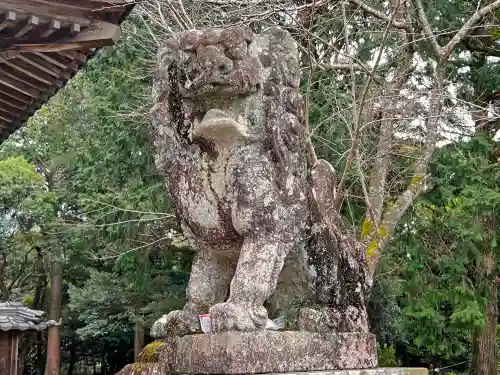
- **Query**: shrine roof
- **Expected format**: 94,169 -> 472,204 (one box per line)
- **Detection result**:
0,0 -> 135,144
0,302 -> 58,331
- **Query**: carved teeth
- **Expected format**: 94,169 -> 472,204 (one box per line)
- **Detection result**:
194,109 -> 247,146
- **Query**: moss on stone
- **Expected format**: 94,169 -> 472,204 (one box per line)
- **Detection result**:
361,219 -> 373,239
365,225 -> 387,260
138,340 -> 166,363
410,174 -> 424,186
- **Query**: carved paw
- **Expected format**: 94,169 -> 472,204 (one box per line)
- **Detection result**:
150,310 -> 200,338
209,302 -> 267,332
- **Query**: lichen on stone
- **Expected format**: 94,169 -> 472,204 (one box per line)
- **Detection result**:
138,340 -> 165,363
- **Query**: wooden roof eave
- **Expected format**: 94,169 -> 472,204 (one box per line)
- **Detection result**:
0,0 -> 136,144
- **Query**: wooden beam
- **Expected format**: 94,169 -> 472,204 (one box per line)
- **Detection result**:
70,23 -> 81,35
30,53 -> 73,79
66,61 -> 79,73
0,65 -> 51,91
75,0 -> 133,6
0,83 -> 35,104
0,1 -> 93,25
0,72 -> 40,98
61,50 -> 87,63
11,100 -> 45,130
0,82 -> 33,104
7,21 -> 122,53
4,58 -> 63,87
0,49 -> 19,61
13,0 -> 131,12
33,52 -> 70,69
0,93 -> 27,110
14,15 -> 39,38
0,10 -> 15,31
0,109 -> 15,123
0,101 -> 24,117
18,54 -> 64,78
41,19 -> 61,38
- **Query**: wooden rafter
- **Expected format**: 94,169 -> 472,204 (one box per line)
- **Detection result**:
0,65 -> 48,91
0,0 -> 134,144
0,101 -> 24,116
4,21 -> 122,53
0,82 -> 35,103
0,10 -> 15,31
40,19 -> 61,38
14,15 -> 39,38
2,58 -> 62,87
33,52 -> 71,70
0,93 -> 27,111
0,0 -> 94,25
0,109 -> 15,123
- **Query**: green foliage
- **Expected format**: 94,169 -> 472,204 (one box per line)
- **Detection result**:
373,137 -> 500,367
0,0 -> 498,372
0,16 -> 190,372
0,157 -> 45,212
378,345 -> 401,367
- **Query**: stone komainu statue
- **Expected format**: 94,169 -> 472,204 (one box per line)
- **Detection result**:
150,26 -> 369,336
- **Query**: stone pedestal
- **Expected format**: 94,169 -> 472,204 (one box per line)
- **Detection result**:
115,341 -> 167,375
115,363 -> 164,375
169,331 -> 377,374
112,333 -> 428,375
248,371 -> 428,375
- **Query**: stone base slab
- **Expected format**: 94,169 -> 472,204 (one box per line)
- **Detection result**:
264,370 -> 428,375
115,363 -> 164,375
173,331 -> 377,374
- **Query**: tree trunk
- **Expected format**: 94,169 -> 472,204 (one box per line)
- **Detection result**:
17,332 -> 33,375
36,331 -> 46,375
66,331 -> 77,375
44,261 -> 63,375
470,253 -> 498,375
134,319 -> 145,362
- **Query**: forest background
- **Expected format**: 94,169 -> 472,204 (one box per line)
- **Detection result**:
0,1 -> 499,374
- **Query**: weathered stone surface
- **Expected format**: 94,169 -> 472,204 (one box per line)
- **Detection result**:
151,26 -> 310,336
261,370 -> 428,375
138,340 -> 166,363
114,363 -> 165,375
299,160 -> 370,333
172,331 -> 377,374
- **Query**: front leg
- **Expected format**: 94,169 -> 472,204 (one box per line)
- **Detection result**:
151,249 -> 236,338
209,150 -> 308,332
210,235 -> 294,332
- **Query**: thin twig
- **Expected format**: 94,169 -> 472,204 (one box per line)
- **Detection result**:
412,0 -> 442,57
335,0 -> 401,211
304,0 -> 319,166
348,0 -> 411,31
442,0 -> 500,59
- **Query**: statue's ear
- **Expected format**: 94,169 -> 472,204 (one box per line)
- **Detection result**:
157,38 -> 180,68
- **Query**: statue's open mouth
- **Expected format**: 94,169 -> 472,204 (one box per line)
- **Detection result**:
193,109 -> 247,146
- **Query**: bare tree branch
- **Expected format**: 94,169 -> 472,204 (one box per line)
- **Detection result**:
304,0 -> 319,166
335,0 -> 401,211
367,64 -> 444,275
442,0 -> 500,58
412,0 -> 442,57
0,253 -> 10,302
348,0 -> 411,31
